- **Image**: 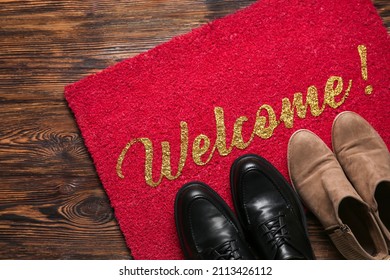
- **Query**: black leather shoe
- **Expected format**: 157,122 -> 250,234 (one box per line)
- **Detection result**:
175,181 -> 256,260
230,154 -> 315,260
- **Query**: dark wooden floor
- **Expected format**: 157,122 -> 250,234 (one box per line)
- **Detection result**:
0,0 -> 389,260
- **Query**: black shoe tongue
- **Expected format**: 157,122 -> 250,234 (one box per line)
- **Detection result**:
207,240 -> 238,260
257,212 -> 306,260
275,244 -> 305,260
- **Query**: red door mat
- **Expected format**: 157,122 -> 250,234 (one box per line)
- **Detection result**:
65,0 -> 390,259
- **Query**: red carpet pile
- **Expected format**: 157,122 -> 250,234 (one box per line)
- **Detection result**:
65,0 -> 390,259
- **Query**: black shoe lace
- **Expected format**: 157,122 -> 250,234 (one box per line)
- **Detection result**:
260,214 -> 290,248
206,240 -> 242,260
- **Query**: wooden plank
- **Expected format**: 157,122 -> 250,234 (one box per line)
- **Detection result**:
1,0 -> 254,101
0,177 -> 130,259
0,103 -> 92,177
0,0 -> 389,260
0,103 -> 129,258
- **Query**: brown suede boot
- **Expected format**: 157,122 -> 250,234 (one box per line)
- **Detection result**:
332,111 -> 390,253
288,129 -> 388,260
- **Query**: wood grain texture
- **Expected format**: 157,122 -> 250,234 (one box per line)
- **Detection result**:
0,0 -> 389,260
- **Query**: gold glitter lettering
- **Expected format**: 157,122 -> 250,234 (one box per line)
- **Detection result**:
214,107 -> 233,156
306,86 -> 325,117
116,44 -> 371,187
116,137 -> 161,186
116,121 -> 188,187
253,104 -> 278,139
358,45 -> 368,80
160,121 -> 189,181
192,134 -> 215,165
280,97 -> 296,128
231,116 -> 254,149
280,86 -> 326,128
358,45 -> 373,95
324,76 -> 352,108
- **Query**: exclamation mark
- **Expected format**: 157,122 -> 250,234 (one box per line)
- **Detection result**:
358,45 -> 373,95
